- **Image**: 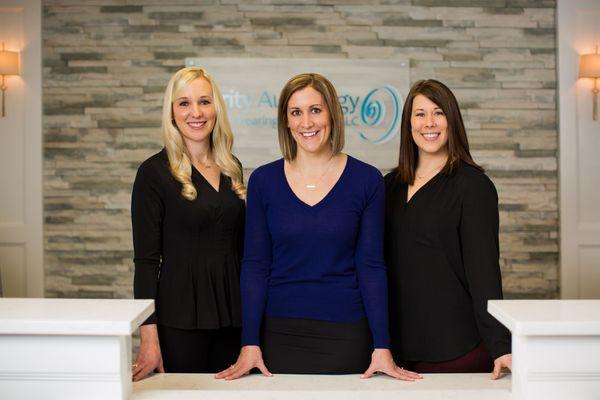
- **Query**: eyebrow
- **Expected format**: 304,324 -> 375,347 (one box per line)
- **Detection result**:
413,107 -> 442,111
288,103 -> 324,109
175,95 -> 212,101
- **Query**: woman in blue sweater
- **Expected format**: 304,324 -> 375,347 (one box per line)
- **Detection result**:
216,73 -> 421,380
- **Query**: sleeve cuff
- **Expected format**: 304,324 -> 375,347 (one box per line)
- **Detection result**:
241,324 -> 260,346
490,340 -> 511,360
373,335 -> 390,349
141,311 -> 157,326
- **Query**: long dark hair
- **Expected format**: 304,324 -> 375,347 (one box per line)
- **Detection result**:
394,79 -> 482,184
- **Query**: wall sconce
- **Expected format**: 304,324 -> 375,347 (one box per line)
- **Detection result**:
0,42 -> 20,118
579,47 -> 600,121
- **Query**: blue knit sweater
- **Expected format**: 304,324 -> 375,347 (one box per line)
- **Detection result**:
241,156 -> 390,348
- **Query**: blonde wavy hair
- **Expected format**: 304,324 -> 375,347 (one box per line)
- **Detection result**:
161,67 -> 246,200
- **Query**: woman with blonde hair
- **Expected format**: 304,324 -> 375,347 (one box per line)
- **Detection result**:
131,67 -> 246,380
216,73 -> 421,381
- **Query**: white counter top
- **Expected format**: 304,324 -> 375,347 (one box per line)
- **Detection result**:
488,299 -> 600,335
0,298 -> 154,399
132,373 -> 511,400
0,298 -> 154,335
488,299 -> 600,400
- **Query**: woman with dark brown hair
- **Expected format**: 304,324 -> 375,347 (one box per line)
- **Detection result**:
384,79 -> 512,378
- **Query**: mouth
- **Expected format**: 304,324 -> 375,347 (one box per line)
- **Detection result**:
300,130 -> 318,138
421,132 -> 440,142
187,121 -> 207,130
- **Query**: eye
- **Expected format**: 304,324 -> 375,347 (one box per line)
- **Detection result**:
200,99 -> 211,105
289,109 -> 301,117
434,110 -> 445,116
415,112 -> 424,117
311,107 -> 322,114
178,101 -> 189,107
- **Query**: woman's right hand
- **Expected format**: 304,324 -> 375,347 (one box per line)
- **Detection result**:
214,345 -> 272,380
132,324 -> 165,382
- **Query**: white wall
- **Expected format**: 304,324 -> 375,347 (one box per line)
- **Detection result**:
0,0 -> 43,297
558,0 -> 600,298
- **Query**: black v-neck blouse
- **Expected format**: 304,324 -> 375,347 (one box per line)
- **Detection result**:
384,162 -> 510,362
132,149 -> 244,329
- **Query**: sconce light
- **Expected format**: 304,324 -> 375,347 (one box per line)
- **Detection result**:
0,42 -> 20,118
579,47 -> 600,121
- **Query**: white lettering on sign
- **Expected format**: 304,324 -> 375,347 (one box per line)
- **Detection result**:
186,58 -> 410,169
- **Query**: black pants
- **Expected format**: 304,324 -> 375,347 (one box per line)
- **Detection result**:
157,325 -> 241,373
261,317 -> 372,374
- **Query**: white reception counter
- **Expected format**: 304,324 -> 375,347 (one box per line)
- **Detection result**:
1,298 -> 599,400
0,298 -> 154,400
488,300 -> 600,400
133,372 -> 511,400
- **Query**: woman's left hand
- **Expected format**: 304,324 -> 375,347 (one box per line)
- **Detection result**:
491,353 -> 512,380
362,349 -> 422,380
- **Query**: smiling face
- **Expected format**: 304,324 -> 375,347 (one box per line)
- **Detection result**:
172,77 -> 216,146
286,86 -> 332,157
410,94 -> 449,158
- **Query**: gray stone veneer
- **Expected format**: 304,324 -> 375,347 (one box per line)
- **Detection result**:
43,0 -> 558,300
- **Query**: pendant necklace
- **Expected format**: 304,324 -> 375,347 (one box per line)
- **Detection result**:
194,155 -> 214,169
298,155 -> 335,190
416,162 -> 445,181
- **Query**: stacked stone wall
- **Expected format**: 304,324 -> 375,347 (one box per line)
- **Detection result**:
43,0 -> 558,299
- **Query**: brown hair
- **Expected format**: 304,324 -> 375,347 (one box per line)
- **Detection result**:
277,73 -> 345,160
394,79 -> 482,184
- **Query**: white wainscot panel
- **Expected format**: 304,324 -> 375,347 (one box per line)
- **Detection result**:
579,246 -> 600,298
576,79 -> 600,226
0,244 -> 25,297
0,1 -> 43,297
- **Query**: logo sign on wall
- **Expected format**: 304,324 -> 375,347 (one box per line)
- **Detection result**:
186,58 -> 410,169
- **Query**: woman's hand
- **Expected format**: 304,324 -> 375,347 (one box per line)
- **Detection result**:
362,349 -> 422,380
215,345 -> 272,381
491,353 -> 512,380
132,324 -> 165,382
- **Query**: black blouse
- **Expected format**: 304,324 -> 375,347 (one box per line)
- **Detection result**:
384,162 -> 510,362
132,149 -> 244,329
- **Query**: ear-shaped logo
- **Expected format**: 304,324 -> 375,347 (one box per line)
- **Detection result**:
358,85 -> 402,145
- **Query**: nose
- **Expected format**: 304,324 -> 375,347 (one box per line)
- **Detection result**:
191,102 -> 202,118
300,112 -> 313,128
424,112 -> 436,127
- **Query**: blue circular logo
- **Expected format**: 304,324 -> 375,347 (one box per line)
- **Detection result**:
358,85 -> 401,144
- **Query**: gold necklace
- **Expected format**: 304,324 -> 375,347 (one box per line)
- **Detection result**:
297,156 -> 335,190
194,157 -> 214,169
416,162 -> 445,180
